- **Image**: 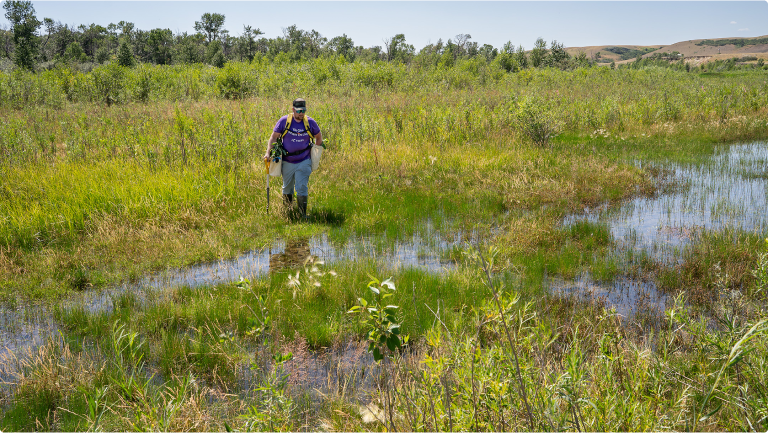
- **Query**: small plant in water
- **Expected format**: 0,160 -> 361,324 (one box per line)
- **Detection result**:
240,352 -> 295,431
348,276 -> 408,431
286,255 -> 336,299
348,277 -> 408,361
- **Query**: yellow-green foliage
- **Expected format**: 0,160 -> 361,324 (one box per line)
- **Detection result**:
2,64 -> 768,300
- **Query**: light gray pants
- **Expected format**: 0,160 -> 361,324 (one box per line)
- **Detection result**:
282,158 -> 312,196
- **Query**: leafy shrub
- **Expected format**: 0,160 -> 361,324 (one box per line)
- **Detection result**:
350,61 -> 402,88
64,42 -> 88,63
512,96 -> 563,147
95,46 -> 110,64
493,51 -> 517,72
215,62 -> 251,99
91,62 -> 125,105
132,64 -> 153,102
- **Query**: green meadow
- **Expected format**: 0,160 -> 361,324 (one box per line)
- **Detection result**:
1,60 -> 768,430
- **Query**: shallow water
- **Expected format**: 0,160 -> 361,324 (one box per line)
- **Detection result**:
557,141 -> 768,315
0,227 -> 465,359
137,230 -> 462,291
548,275 -> 668,320
3,142 -> 767,376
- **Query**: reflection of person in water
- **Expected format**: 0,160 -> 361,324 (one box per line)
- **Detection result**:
269,238 -> 312,272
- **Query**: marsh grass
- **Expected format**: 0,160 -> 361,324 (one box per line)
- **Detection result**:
2,249 -> 768,430
2,63 -> 768,430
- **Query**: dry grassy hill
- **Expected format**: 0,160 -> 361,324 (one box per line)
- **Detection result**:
566,35 -> 768,66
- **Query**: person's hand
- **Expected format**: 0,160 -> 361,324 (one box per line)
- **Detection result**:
263,153 -> 270,162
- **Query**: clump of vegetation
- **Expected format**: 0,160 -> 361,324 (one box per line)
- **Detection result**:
511,95 -> 564,147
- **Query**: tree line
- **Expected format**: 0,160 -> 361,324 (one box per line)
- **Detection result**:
1,0 -> 593,72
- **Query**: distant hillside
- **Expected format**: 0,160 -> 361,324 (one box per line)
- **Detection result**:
564,44 -> 664,65
566,35 -> 768,66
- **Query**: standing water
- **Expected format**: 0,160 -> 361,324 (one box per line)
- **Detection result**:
0,226 -> 465,362
3,142 -> 767,365
554,142 -> 768,317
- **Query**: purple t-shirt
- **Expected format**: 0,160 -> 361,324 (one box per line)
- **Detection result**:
273,115 -> 321,163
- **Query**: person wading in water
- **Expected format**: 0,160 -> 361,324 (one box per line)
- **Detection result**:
264,98 -> 323,218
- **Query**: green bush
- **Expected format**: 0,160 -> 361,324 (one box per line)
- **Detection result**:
95,46 -> 110,64
215,62 -> 251,99
116,41 -> 135,68
512,95 -> 564,147
91,62 -> 126,105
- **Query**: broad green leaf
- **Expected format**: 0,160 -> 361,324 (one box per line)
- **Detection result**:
387,336 -> 398,352
373,347 -> 383,361
382,278 -> 396,291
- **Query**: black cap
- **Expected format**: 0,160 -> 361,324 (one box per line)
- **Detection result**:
292,98 -> 306,108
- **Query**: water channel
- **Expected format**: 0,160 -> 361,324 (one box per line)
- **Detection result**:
2,141 -> 767,382
0,226 -> 466,362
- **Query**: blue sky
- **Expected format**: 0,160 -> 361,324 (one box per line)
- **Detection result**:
3,1 -> 768,50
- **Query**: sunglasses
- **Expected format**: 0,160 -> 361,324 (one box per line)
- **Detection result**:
295,108 -> 307,114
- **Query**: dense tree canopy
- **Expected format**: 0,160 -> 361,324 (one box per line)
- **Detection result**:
0,9 -> 602,72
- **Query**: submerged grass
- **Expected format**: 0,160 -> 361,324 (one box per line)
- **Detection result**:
3,253 -> 767,431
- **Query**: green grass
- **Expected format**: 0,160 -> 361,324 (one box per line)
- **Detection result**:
2,63 -> 768,430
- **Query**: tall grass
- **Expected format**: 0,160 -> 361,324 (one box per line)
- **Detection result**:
1,60 -> 768,430
2,64 -> 768,299
3,249 -> 768,431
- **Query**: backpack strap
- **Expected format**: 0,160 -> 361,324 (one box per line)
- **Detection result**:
302,116 -> 315,141
280,113 -> 315,143
280,113 -> 293,140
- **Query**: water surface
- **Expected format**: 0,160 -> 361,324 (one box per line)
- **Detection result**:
556,141 -> 768,316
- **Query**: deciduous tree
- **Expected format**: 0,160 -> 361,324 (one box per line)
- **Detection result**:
530,37 -> 547,68
383,33 -> 413,63
235,25 -> 263,61
548,40 -> 570,69
327,33 -> 355,61
515,45 -> 528,69
194,12 -> 225,43
146,28 -> 173,64
3,0 -> 41,70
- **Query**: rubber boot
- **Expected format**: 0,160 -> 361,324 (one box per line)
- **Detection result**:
282,194 -> 293,209
297,196 -> 308,220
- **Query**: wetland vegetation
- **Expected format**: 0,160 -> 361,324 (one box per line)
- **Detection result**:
1,55 -> 768,430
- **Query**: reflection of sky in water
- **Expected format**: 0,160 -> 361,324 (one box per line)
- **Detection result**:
548,275 -> 667,319
615,143 -> 768,258
558,142 -> 768,315
0,225 -> 467,362
137,229 -> 464,292
567,142 -> 768,261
